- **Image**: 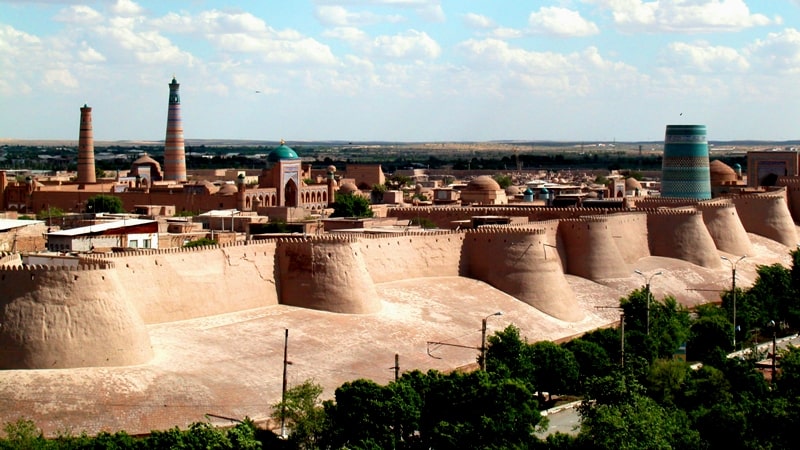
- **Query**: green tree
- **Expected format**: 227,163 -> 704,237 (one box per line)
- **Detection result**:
528,341 -> 579,403
86,194 -> 125,213
36,206 -> 64,222
485,324 -> 532,381
331,192 -> 374,218
492,174 -> 513,189
271,380 -> 325,449
563,338 -> 613,387
184,237 -> 218,248
687,309 -> 732,363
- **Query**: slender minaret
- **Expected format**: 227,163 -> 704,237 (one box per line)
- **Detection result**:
77,104 -> 96,185
164,76 -> 187,182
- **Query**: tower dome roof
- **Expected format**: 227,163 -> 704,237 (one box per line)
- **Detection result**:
710,160 -> 737,184
625,177 -> 642,190
268,140 -> 299,162
466,176 -> 501,191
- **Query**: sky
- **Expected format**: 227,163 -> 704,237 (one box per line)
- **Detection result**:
1,0 -> 800,143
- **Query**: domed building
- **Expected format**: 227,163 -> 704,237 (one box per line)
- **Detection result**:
625,177 -> 643,196
250,140 -> 331,215
129,153 -> 163,185
710,160 -> 737,185
460,176 -> 508,205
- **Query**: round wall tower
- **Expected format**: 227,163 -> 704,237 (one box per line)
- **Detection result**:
164,77 -> 187,182
77,104 -> 96,185
661,125 -> 711,199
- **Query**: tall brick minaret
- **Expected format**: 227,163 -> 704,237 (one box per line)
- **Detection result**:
77,104 -> 96,185
164,76 -> 187,182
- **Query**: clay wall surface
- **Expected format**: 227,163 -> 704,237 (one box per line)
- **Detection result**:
696,201 -> 753,256
777,177 -> 800,223
646,210 -> 722,269
276,237 -> 381,314
733,192 -> 798,247
0,263 -> 153,369
463,228 -> 582,322
29,190 -> 238,215
632,197 -> 702,208
357,231 -> 464,283
94,243 -> 279,324
387,206 -> 630,229
0,252 -> 21,266
558,217 -> 632,280
598,213 -> 650,264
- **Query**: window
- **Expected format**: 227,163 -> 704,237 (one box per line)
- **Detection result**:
129,240 -> 138,248
143,239 -> 151,249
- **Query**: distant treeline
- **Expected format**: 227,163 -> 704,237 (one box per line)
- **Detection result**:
0,144 -> 750,174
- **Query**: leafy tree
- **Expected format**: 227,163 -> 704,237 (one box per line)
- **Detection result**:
645,358 -> 689,406
184,237 -> 218,248
485,324 -> 532,382
492,174 -> 513,189
330,192 -> 374,218
778,346 -> 800,397
36,206 -> 64,222
687,312 -> 732,364
528,341 -> 579,403
271,379 -> 325,449
562,338 -> 613,387
86,194 -> 125,213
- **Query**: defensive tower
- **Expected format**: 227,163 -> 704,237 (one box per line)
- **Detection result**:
661,124 -> 711,199
164,77 -> 187,182
77,104 -> 96,185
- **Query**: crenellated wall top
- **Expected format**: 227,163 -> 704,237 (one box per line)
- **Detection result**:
0,261 -> 115,273
466,226 -> 548,235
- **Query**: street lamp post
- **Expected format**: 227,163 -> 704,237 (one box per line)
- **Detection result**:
721,255 -> 746,348
634,270 -> 663,335
769,320 -> 778,384
480,312 -> 503,371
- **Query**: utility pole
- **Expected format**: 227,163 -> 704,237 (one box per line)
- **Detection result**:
620,313 -> 625,368
426,312 -> 503,371
393,354 -> 400,382
634,270 -> 663,335
722,255 -> 746,348
280,328 -> 289,438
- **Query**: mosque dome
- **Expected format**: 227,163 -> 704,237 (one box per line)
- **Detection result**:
710,160 -> 737,184
625,177 -> 643,191
267,140 -> 299,163
339,182 -> 359,194
505,185 -> 521,196
466,176 -> 501,191
132,153 -> 161,169
523,187 -> 534,196
218,184 -> 238,195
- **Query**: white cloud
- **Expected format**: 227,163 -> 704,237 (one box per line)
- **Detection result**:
373,29 -> 440,59
663,41 -> 749,72
314,0 -> 444,22
111,0 -> 144,17
489,27 -> 524,40
43,68 -> 78,89
747,28 -> 800,74
528,7 -> 599,37
585,0 -> 773,32
457,38 -> 643,96
78,42 -> 106,63
54,5 -> 104,25
463,13 -> 494,29
315,5 -> 404,26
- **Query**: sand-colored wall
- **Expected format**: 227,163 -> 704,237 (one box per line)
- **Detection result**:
93,243 -> 279,324
0,263 -> 152,369
276,237 -> 381,314
696,201 -> 753,256
387,206 -> 632,229
600,213 -> 650,264
357,231 -> 464,283
777,177 -> 800,223
646,209 -> 722,269
463,228 -> 582,322
734,192 -> 799,247
558,217 -> 632,280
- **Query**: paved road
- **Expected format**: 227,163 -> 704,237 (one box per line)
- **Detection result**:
535,402 -> 582,439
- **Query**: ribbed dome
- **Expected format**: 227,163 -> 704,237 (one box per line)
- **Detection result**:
466,176 -> 500,191
625,177 -> 642,190
339,182 -> 359,194
710,160 -> 737,183
132,153 -> 160,167
218,184 -> 238,195
267,141 -> 299,162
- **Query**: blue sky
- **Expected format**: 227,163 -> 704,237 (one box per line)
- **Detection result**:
1,0 -> 800,142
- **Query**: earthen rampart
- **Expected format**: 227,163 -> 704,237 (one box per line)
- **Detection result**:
463,228 -> 582,321
276,237 -> 381,314
594,213 -> 650,264
0,263 -> 152,369
558,217 -> 632,279
696,201 -> 753,256
357,231 -> 464,283
733,191 -> 798,247
777,176 -> 800,223
645,209 -> 721,268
